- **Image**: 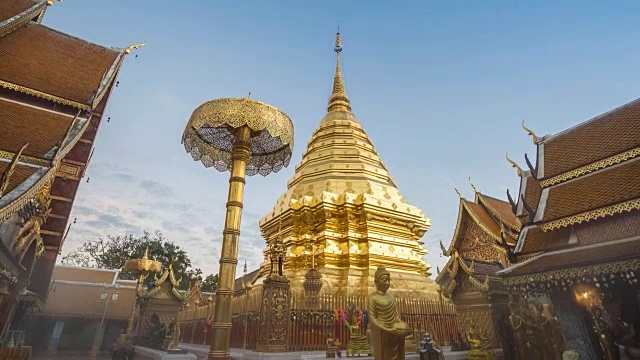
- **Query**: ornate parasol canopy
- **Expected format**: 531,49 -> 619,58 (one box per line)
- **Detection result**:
182,97 -> 294,176
122,248 -> 162,275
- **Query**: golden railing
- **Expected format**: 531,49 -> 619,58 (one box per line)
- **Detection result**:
178,291 -> 461,351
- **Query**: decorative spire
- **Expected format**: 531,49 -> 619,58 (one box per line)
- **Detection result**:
469,177 -> 478,194
143,246 -> 149,259
327,27 -> 351,113
506,151 -> 523,177
521,119 -> 538,144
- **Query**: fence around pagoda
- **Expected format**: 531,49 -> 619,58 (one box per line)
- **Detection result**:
178,291 -> 461,351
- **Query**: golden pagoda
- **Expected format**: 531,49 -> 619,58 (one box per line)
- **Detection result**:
257,29 -> 439,299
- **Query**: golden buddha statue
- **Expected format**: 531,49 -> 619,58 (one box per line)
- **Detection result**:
368,266 -> 411,360
508,301 -> 528,360
544,304 -> 566,360
466,319 -> 496,360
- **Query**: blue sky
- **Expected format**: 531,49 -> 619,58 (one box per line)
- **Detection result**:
47,1 -> 640,277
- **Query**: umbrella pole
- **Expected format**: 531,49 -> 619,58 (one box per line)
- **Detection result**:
208,125 -> 251,360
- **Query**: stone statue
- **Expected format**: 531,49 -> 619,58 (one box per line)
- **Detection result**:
508,302 -> 528,360
591,305 -> 620,360
368,266 -> 411,360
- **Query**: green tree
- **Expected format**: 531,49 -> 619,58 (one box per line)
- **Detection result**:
62,230 -> 199,290
201,274 -> 218,293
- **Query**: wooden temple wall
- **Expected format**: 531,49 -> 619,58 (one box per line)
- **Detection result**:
178,291 -> 460,351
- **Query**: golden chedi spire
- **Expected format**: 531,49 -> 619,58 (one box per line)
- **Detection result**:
258,28 -> 438,300
327,27 -> 351,113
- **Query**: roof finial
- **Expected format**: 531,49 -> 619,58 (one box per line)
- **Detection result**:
454,187 -> 463,198
124,42 -> 145,55
143,246 -> 149,259
327,27 -> 351,113
469,177 -> 478,194
521,119 -> 538,144
506,151 -> 523,177
247,92 -> 251,100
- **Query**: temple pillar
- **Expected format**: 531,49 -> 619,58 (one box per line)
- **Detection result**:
46,321 -> 65,354
256,276 -> 290,352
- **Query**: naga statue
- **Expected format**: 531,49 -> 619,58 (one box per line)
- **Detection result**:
110,329 -> 134,360
367,266 -> 411,360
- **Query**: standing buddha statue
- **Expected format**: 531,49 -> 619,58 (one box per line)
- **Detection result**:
368,266 -> 411,360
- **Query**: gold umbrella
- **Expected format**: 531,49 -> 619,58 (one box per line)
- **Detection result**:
182,94 -> 294,359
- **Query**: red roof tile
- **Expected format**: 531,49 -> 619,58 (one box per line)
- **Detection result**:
480,194 -> 519,229
520,226 -> 572,254
0,99 -> 73,157
0,23 -> 119,104
465,200 -> 501,238
544,158 -> 640,221
543,99 -> 640,178
0,0 -> 39,23
52,265 -> 118,284
0,162 -> 37,195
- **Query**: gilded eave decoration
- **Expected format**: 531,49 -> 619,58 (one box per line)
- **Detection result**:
145,263 -> 184,300
503,258 -> 640,288
541,197 -> 640,232
0,80 -> 91,111
438,251 -> 490,297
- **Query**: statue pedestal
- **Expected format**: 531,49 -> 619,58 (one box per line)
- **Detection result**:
256,275 -> 291,353
133,346 -> 197,360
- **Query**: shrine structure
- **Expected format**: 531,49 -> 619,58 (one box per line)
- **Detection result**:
436,184 -> 517,349
0,0 -> 137,350
256,29 -> 439,300
498,100 -> 640,359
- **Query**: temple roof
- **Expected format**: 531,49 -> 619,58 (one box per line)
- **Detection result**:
0,98 -> 74,158
234,268 -> 259,295
543,157 -> 640,222
0,0 -> 41,23
444,188 -> 518,256
541,98 -> 640,179
0,22 -> 121,109
512,98 -> 640,257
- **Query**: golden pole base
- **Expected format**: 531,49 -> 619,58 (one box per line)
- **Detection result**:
208,125 -> 251,359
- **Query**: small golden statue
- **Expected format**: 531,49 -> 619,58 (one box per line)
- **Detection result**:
591,304 -> 620,360
169,320 -> 181,350
544,304 -> 566,360
368,266 -> 411,360
508,301 -> 528,360
466,319 -> 495,360
346,308 -> 372,357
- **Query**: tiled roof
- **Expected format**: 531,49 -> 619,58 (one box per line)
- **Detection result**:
234,269 -> 260,294
480,194 -> 518,228
544,158 -> 640,221
42,280 -> 135,319
0,23 -> 119,105
52,265 -> 118,284
0,99 -> 73,157
465,200 -> 501,238
0,0 -> 38,23
463,258 -> 503,275
519,225 -> 572,254
522,176 -> 542,219
501,237 -> 640,277
0,162 -> 37,195
543,98 -> 640,178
